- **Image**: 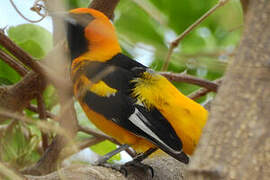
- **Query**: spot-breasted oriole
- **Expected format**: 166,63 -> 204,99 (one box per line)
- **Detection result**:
65,8 -> 208,164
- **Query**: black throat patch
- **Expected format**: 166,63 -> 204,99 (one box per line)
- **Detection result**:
66,13 -> 94,60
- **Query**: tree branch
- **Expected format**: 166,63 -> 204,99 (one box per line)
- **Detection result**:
37,93 -> 49,151
27,104 -> 55,119
25,156 -> 185,180
160,72 -> 219,92
188,78 -> 223,99
78,125 -> 136,157
0,49 -> 28,76
0,71 -> 45,115
88,0 -> 120,19
189,88 -> 212,100
60,137 -> 105,160
0,31 -> 45,76
241,0 -> 249,15
187,0 -> 270,178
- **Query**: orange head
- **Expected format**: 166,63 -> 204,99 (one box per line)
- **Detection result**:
66,8 -> 121,62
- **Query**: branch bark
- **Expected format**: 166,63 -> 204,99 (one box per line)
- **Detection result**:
0,71 -> 45,117
241,0 -> 249,15
89,0 -> 120,19
0,32 -> 46,121
160,72 -> 219,92
187,0 -> 270,179
0,31 -> 45,76
0,49 -> 28,76
25,156 -> 185,180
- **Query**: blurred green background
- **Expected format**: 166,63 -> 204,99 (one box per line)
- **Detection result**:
0,0 -> 243,169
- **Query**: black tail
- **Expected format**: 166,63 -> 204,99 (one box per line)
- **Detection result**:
160,147 -> 189,164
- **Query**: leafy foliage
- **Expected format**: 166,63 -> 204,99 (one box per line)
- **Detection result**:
91,141 -> 121,162
0,121 -> 40,169
8,24 -> 53,59
114,0 -> 242,99
0,24 -> 53,168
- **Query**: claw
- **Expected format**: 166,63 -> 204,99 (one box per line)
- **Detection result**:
147,165 -> 154,178
93,146 -> 156,178
121,160 -> 154,178
119,166 -> 128,177
95,160 -> 154,178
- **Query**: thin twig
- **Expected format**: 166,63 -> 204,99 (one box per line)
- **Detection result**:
189,88 -> 212,100
37,93 -> 49,151
0,162 -> 23,180
9,0 -> 47,23
228,24 -> 243,33
78,125 -> 119,145
27,104 -> 55,119
162,0 -> 229,71
37,94 -> 46,119
78,125 -> 136,157
77,137 -> 105,150
74,66 -> 116,100
0,49 -> 28,76
189,78 -> 223,99
160,72 -> 219,92
240,0 -> 249,15
60,137 -> 105,160
5,119 -> 17,134
0,31 -> 45,76
131,0 -> 167,25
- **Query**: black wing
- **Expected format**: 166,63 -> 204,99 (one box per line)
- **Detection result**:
79,53 -> 189,163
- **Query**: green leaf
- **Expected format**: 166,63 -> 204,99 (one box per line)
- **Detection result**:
116,0 -> 165,46
0,76 -> 13,85
66,0 -> 90,9
91,140 -> 121,162
17,40 -> 45,59
0,122 -> 40,168
0,60 -> 21,83
7,24 -> 53,59
43,85 -> 58,110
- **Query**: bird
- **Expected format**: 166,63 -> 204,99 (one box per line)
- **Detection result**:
64,7 -> 208,171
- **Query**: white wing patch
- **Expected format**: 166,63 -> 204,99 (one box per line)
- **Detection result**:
128,108 -> 182,154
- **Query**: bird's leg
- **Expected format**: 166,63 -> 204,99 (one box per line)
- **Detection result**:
94,146 -> 158,178
120,147 -> 158,177
94,144 -> 130,166
130,147 -> 157,162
